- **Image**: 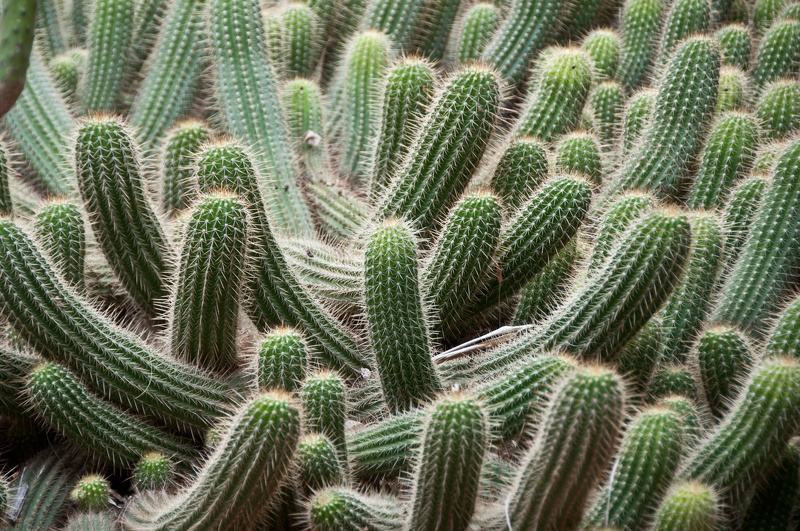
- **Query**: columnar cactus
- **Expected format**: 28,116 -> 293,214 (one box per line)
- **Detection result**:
453,3 -> 499,64
650,482 -> 720,531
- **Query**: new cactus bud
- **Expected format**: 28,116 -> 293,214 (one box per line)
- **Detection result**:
34,200 -> 86,290
686,112 -> 759,210
754,19 -> 800,86
160,120 -> 211,216
766,296 -> 800,358
756,78 -> 800,140
617,0 -> 666,90
406,393 -> 488,531
134,452 -> 174,491
302,371 -> 349,467
516,47 -> 594,142
70,475 -> 110,512
365,219 -> 441,412
656,0 -> 711,68
650,482 -> 720,531
715,66 -> 750,115
306,488 -> 404,531
297,434 -> 346,494
504,367 -> 625,530
256,328 -> 308,392
489,137 -> 550,211
582,29 -> 621,81
82,0 -> 134,112
714,24 -> 751,70
453,3 -> 499,64
621,88 -> 656,155
554,132 -> 604,184
583,406 -> 685,529
695,325 -> 755,417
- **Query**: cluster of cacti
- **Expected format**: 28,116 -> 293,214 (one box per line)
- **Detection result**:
2,0 -> 800,529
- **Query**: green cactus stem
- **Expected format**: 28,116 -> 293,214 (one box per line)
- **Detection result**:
134,452 -> 174,491
616,0 -> 666,90
715,66 -> 749,115
695,325 -> 755,417
0,0 -> 36,118
34,200 -> 86,290
766,296 -> 800,358
160,120 -> 211,216
255,328 -> 309,392
297,434 -> 346,494
554,132 -> 604,184
656,0 -> 711,69
650,482 -> 720,531
756,78 -> 800,140
513,242 -> 581,326
582,29 -> 621,81
621,88 -> 656,155
753,19 -> 800,86
719,174 -> 768,276
453,3 -> 499,65
489,136 -> 550,212
70,475 -> 110,512
82,0 -> 134,112
305,488 -> 405,531
714,24 -> 751,70
302,371 -> 349,468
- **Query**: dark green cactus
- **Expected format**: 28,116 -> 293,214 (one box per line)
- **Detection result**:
453,3 -> 499,64
302,371 -> 349,467
513,243 -> 581,326
695,325 -> 755,417
582,29 -> 621,81
621,88 -> 656,155
82,0 -> 134,112
617,0 -> 666,90
648,364 -> 699,402
255,328 -> 309,392
714,24 -> 751,70
588,81 -> 625,151
554,132 -> 604,184
489,136 -> 550,211
756,78 -> 800,140
656,0 -> 711,69
766,296 -> 800,358
0,0 -> 36,118
589,191 -> 654,270
305,488 -> 404,531
361,0 -> 424,48
753,19 -> 800,86
159,120 -> 211,216
719,174 -> 768,275
740,440 -> 800,530
133,452 -> 174,491
34,200 -> 86,290
297,434 -> 346,494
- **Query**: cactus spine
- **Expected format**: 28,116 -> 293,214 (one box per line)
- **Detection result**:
134,452 -> 174,491
582,29 -> 621,81
766,296 -> 800,357
756,78 -> 800,140
617,0 -> 666,90
714,24 -> 751,70
70,475 -> 110,512
555,132 -> 604,184
656,0 -> 711,68
753,19 -> 800,86
306,488 -> 404,531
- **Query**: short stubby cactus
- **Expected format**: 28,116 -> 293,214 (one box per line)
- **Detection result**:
651,481 -> 720,531
695,325 -> 754,416
70,475 -> 111,512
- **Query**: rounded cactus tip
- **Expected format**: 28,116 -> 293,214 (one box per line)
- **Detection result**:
134,452 -> 174,490
70,474 -> 111,511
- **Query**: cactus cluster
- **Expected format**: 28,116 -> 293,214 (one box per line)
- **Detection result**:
0,0 -> 799,529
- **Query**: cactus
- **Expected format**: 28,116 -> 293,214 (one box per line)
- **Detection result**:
305,488 -> 405,531
513,243 -> 581,326
365,219 -> 441,412
375,65 -> 502,233
611,36 -> 720,198
711,137 -> 800,336
695,325 -> 755,416
555,132 -> 604,184
0,345 -> 36,419
616,319 -> 664,393
754,0 -> 793,35
740,440 -> 800,530
516,47 -> 594,142
588,81 -> 625,151
719,174 -> 768,274
489,137 -> 550,211
370,57 -> 436,197
34,200 -> 86,290
50,48 -> 86,103
169,193 -> 248,373
302,371 -> 349,467
452,3 -> 499,64
70,475 -> 110,512
64,512 -> 119,531
134,452 -> 174,491
6,452 -> 77,530
753,19 -> 800,86
360,0 -> 425,49
255,328 -> 309,392
406,393 -> 488,531
159,120 -> 211,216
686,112 -> 759,210
650,482 -> 720,531
659,394 -> 704,449
648,364 -> 699,402
714,24 -> 751,70
680,357 -> 800,496
27,362 -> 195,468
283,78 -> 328,177
583,406 -> 684,529
617,0 -> 666,90
582,29 -> 621,81
75,116 -> 173,316
589,191 -> 654,270
766,296 -> 800,358
0,0 -> 36,118
414,0 -> 462,60
275,4 -> 322,79
621,88 -> 656,155
503,367 -> 625,530
481,0 -> 563,84
297,434 -> 346,494
82,0 -> 133,112
756,78 -> 800,140
715,66 -> 749,115
656,0 -> 711,69
125,391 -> 301,530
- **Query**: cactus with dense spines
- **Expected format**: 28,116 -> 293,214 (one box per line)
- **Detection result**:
64,512 -> 119,531
302,371 -> 348,467
0,345 -> 36,419
513,243 -> 581,326
766,296 -> 800,358
125,391 -> 301,531
612,36 -> 720,199
589,191 -> 655,270
376,65 -> 502,232
370,57 -> 436,197
715,66 -> 749,115
70,475 -> 110,512
26,362 -> 195,468
159,120 -> 211,216
555,132 -> 604,184
0,473 -> 6,523
712,137 -> 800,336
169,193 -> 248,373
516,47 -> 594,143
305,178 -> 370,240
297,434 -> 346,494
650,482 -> 720,531
50,48 -> 86,103
680,357 -> 800,496
621,88 -> 656,155
489,136 -> 549,211
0,219 -> 235,432
452,3 -> 500,64
34,200 -> 85,290
740,440 -> 800,530
754,19 -> 800,87
686,112 -> 759,210
617,0 -> 666,90
365,219 -> 441,412
503,367 -> 625,531
7,452 -> 77,530
755,0 -> 793,35
648,364 -> 699,402
406,393 -> 488,531
256,328 -> 309,392
129,0 -> 206,148
659,394 -> 704,448
75,116 -> 173,316
481,0 -> 563,84
0,0 -> 36,118
413,0 -> 462,61
0,142 -> 11,215
275,4 -> 322,79
695,326 -> 755,416
3,52 -> 75,195
134,452 -> 174,491
582,29 -> 621,81
655,214 -> 724,364
195,143 -> 366,376
616,318 -> 664,393
423,191 -> 502,338
283,78 -> 328,176
209,0 -> 314,237
360,0 -> 425,49
306,488 -> 405,531
467,175 -> 591,316
756,78 -> 800,140
656,0 -> 711,69
82,0 -> 133,113
719,174 -> 768,274
348,408 -> 426,479
782,1 -> 800,18
583,406 -> 684,530
588,81 -> 625,150
714,24 -> 751,70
